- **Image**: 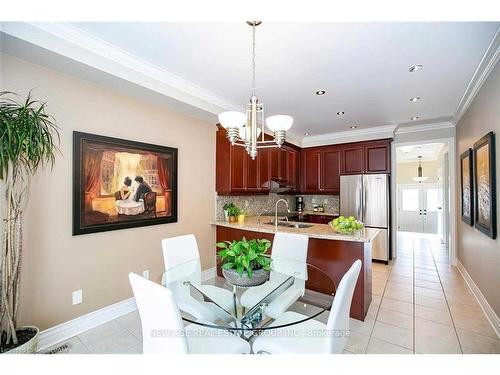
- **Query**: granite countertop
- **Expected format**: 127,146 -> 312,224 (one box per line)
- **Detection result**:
212,217 -> 380,243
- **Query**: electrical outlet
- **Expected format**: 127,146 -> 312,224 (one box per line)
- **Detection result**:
72,289 -> 83,305
143,270 -> 150,280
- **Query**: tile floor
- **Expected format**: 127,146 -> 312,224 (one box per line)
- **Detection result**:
43,232 -> 500,354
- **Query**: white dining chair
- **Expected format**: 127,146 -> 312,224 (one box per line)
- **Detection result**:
252,259 -> 362,354
129,273 -> 250,354
240,232 -> 309,319
161,234 -> 235,322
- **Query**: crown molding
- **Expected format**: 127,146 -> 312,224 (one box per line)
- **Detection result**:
395,121 -> 455,135
453,26 -> 500,125
301,124 -> 397,148
0,22 -> 242,117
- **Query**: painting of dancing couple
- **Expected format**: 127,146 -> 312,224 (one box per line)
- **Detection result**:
73,131 -> 178,235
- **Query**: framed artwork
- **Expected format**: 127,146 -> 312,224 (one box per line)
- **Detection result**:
473,132 -> 496,239
461,149 -> 474,226
73,131 -> 178,235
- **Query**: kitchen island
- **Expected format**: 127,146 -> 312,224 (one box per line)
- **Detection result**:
213,217 -> 381,321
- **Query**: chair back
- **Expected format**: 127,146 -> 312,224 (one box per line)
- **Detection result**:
270,232 -> 309,281
324,259 -> 362,354
271,232 -> 309,261
144,191 -> 157,212
162,234 -> 202,286
128,272 -> 188,354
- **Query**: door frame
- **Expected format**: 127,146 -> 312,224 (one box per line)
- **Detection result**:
391,137 -> 457,265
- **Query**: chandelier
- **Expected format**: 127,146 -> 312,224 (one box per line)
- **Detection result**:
218,21 -> 293,160
413,156 -> 428,183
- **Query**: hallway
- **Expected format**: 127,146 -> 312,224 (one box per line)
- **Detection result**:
346,231 -> 500,354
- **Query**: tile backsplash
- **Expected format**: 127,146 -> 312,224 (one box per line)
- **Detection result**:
216,193 -> 339,220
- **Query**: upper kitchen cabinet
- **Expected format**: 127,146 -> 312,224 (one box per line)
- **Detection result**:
322,149 -> 341,193
341,145 -> 365,174
364,140 -> 391,173
301,149 -> 322,193
301,147 -> 341,194
216,126 -> 300,195
286,147 -> 300,191
216,126 -> 270,195
341,139 -> 391,175
270,147 -> 288,182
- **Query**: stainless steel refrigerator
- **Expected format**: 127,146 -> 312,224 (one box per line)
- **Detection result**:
340,174 -> 390,262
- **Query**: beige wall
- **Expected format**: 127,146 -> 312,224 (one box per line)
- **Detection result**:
396,160 -> 441,184
456,60 -> 500,317
0,54 -> 217,330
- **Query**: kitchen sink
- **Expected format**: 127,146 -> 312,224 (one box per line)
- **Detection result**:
263,221 -> 313,229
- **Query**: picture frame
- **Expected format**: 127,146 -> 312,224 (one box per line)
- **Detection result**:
460,148 -> 474,226
473,132 -> 496,239
73,131 -> 178,235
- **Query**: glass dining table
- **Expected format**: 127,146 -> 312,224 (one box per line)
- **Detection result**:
163,255 -> 336,338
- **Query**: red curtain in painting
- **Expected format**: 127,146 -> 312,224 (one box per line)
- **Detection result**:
83,148 -> 103,212
157,156 -> 171,215
157,156 -> 171,191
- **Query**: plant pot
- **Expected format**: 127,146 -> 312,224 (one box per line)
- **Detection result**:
228,216 -> 237,223
237,214 -> 245,225
222,267 -> 270,287
223,210 -> 229,222
3,326 -> 39,354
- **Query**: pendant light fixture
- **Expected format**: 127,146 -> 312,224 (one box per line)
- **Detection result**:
217,21 -> 293,160
413,156 -> 428,183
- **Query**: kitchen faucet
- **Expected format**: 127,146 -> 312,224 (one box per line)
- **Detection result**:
275,199 -> 290,231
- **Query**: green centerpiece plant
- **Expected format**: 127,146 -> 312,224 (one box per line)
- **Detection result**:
216,237 -> 272,287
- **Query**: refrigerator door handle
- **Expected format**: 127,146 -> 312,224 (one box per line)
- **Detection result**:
357,180 -> 363,220
362,180 -> 367,221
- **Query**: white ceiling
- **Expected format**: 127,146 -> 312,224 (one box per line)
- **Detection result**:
396,143 -> 445,162
67,22 -> 498,139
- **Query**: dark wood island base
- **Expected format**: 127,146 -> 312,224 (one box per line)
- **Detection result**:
216,225 -> 372,321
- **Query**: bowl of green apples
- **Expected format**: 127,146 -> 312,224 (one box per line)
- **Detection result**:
329,216 -> 364,235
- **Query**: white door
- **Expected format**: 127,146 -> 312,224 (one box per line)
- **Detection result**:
398,184 -> 439,234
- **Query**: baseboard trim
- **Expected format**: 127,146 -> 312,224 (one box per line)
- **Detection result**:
38,297 -> 137,351
38,267 -> 217,350
456,260 -> 500,339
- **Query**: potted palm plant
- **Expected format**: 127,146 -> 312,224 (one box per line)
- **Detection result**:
0,91 -> 59,353
217,237 -> 272,287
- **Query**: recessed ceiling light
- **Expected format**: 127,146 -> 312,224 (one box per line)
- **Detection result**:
410,96 -> 422,102
409,64 -> 424,72
410,116 -> 420,121
350,125 -> 357,129
337,111 -> 345,116
315,90 -> 326,96
304,132 -> 310,136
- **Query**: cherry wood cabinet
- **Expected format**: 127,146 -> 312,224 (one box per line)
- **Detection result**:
216,126 -> 299,195
300,147 -> 341,194
216,124 -> 391,195
341,140 -> 391,175
302,214 -> 337,224
270,147 -> 288,182
301,149 -> 322,193
364,140 -> 391,173
286,148 -> 300,191
322,149 -> 341,193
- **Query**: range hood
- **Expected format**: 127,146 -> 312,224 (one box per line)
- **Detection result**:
268,179 -> 293,193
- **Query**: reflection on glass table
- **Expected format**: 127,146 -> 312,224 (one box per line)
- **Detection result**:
163,255 -> 336,337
